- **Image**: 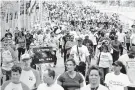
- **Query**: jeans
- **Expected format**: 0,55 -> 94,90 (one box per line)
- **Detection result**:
126,43 -> 130,51
18,48 -> 25,61
99,67 -> 109,85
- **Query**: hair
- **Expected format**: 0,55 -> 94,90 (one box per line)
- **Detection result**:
100,44 -> 109,52
11,65 -> 22,74
1,37 -> 5,42
65,59 -> 76,66
87,65 -> 102,77
47,69 -> 55,79
120,64 -> 127,74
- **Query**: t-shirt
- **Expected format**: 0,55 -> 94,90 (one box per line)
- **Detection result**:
70,45 -> 90,65
1,81 -> 29,90
37,34 -> 44,44
99,52 -> 113,68
37,83 -> 64,90
58,72 -> 84,90
17,37 -> 26,48
2,49 -> 14,71
80,84 -> 108,90
89,33 -> 97,45
117,32 -> 125,42
105,72 -> 130,90
20,69 -> 37,89
130,34 -> 135,44
125,34 -> 130,43
118,54 -> 135,87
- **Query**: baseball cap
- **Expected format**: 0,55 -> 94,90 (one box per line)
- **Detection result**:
77,37 -> 83,41
112,61 -> 123,67
21,54 -> 31,61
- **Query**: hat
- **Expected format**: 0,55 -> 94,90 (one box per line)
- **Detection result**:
128,46 -> 135,53
112,61 -> 123,67
131,24 -> 135,28
77,37 -> 83,41
21,54 -> 31,61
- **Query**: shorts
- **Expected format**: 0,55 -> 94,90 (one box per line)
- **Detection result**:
2,69 -> 11,80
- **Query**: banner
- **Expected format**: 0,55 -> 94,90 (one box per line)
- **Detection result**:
32,47 -> 55,64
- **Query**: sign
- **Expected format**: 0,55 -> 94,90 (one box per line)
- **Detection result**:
32,47 -> 55,64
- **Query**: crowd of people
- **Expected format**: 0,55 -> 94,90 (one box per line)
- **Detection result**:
1,1 -> 135,90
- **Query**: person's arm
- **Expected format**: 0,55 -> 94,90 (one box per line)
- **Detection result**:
57,75 -> 63,86
85,47 -> 90,64
24,36 -> 27,49
8,47 -> 17,63
32,69 -> 41,88
79,73 -> 86,87
130,35 -> 133,47
105,84 -> 110,90
69,46 -> 74,59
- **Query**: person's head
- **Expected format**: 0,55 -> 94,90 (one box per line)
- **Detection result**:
5,33 -> 12,38
77,37 -> 83,47
18,31 -> 23,37
51,32 -> 55,37
11,65 -> 22,83
43,69 -> 55,85
3,41 -> 9,50
128,46 -> 135,58
7,38 -> 13,46
46,29 -> 50,34
85,36 -> 89,39
70,35 -> 74,41
131,24 -> 135,29
21,54 -> 32,69
112,61 -> 123,74
65,59 -> 76,72
66,30 -> 70,35
114,35 -> 118,40
101,44 -> 109,52
15,27 -> 18,30
87,66 -> 101,85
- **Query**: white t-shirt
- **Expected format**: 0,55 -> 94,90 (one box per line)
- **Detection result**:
4,82 -> 23,90
2,49 -> 14,71
37,83 -> 64,90
118,54 -> 135,87
81,84 -> 108,90
20,70 -> 36,89
99,52 -> 113,68
105,72 -> 130,90
130,34 -> 135,44
89,33 -> 97,45
2,81 -> 29,90
70,45 -> 90,65
117,32 -> 125,42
